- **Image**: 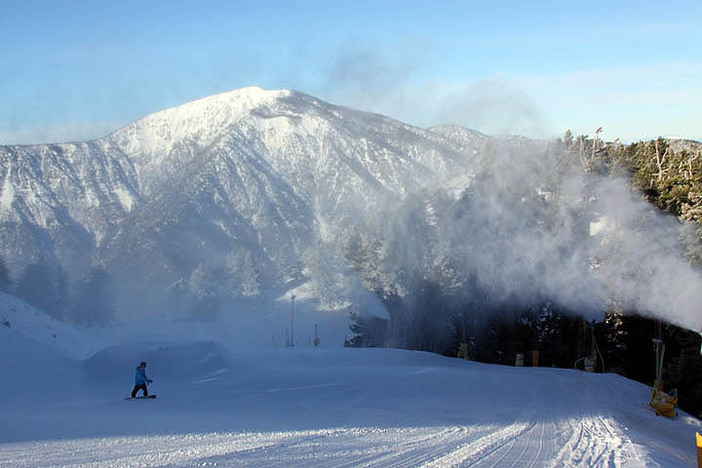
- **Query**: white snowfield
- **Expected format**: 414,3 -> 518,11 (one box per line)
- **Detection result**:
1,295 -> 700,467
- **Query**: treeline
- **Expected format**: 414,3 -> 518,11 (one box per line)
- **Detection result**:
604,136 -> 702,263
0,254 -> 265,326
0,258 -> 115,325
345,132 -> 702,417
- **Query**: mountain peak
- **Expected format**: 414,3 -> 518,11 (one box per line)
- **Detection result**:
109,87 -> 293,157
150,86 -> 290,118
176,86 -> 291,113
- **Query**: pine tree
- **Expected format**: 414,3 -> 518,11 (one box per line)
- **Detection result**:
563,129 -> 574,149
226,249 -> 262,297
73,268 -> 116,324
346,312 -> 389,348
0,256 -> 10,293
15,262 -> 67,320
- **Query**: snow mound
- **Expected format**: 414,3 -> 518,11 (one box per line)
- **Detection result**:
0,319 -> 83,401
84,340 -> 250,385
0,292 -> 101,359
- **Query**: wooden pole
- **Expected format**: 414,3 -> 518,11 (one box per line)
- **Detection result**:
290,295 -> 296,347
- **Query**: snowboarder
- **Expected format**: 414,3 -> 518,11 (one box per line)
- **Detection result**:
131,361 -> 153,398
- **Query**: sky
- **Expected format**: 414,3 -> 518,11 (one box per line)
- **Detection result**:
0,0 -> 700,145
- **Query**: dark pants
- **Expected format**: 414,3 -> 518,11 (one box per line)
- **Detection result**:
131,383 -> 148,398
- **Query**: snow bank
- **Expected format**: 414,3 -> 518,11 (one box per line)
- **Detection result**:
0,292 -> 100,402
0,317 -> 83,402
84,340 -> 253,385
0,292 -> 101,359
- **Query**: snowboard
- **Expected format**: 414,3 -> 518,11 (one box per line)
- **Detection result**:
125,395 -> 157,400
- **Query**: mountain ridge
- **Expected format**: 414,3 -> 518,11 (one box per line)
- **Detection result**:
0,87 -> 488,319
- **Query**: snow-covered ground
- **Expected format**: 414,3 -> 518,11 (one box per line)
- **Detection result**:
1,292 -> 700,467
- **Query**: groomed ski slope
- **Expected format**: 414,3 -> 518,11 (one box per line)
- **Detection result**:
1,294 -> 700,467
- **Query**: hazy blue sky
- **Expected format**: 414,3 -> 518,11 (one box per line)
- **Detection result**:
1,0 -> 700,144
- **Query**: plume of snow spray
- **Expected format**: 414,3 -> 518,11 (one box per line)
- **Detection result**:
359,138 -> 702,332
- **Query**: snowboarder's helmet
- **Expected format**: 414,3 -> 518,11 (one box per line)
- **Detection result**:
140,361 -> 146,367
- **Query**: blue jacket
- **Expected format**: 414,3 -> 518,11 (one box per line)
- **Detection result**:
134,366 -> 150,386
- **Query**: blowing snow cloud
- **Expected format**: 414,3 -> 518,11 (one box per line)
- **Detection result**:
351,136 -> 702,333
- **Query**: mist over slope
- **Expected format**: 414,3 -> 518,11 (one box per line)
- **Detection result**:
0,87 -> 700,332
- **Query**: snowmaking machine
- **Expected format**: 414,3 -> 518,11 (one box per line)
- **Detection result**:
648,329 -> 678,419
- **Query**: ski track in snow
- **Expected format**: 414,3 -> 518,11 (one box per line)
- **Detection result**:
0,415 -> 656,467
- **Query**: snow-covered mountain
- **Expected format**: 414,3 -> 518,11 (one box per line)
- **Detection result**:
0,87 -> 489,318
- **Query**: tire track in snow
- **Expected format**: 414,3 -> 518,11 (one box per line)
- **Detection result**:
0,430 -> 354,468
530,417 -> 547,468
509,418 -> 547,468
551,414 -> 645,467
462,417 -> 557,468
225,426 -> 460,468
418,420 -> 535,468
515,416 -> 554,468
469,437 -> 517,468
0,426 -> 479,468
309,425 -> 473,468
153,426 -> 473,468
0,416 -> 653,468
